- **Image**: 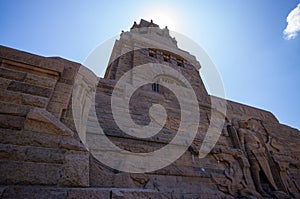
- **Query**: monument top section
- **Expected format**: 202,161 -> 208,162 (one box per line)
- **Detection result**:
130,19 -> 160,29
116,19 -> 201,70
123,19 -> 178,48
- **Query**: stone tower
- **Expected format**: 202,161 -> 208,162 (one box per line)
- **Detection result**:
104,19 -> 210,104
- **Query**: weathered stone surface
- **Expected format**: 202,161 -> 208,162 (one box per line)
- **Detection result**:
0,114 -> 25,130
24,73 -> 56,88
0,20 -> 299,198
0,89 -> 21,104
0,144 -> 66,164
89,156 -> 137,188
111,188 -> 162,199
0,147 -> 89,187
67,188 -> 110,199
46,60 -> 79,119
0,89 -> 48,108
0,161 -> 61,185
0,101 -> 29,116
24,108 -> 73,136
0,186 -> 162,199
0,45 -> 64,74
0,128 -> 85,152
60,151 -> 89,187
0,67 -> 26,81
21,93 -> 48,108
0,186 -> 67,199
7,81 -> 52,98
0,77 -> 11,89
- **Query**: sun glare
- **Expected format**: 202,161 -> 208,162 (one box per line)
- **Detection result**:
140,7 -> 182,31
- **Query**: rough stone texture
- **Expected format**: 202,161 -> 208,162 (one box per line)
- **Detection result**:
24,108 -> 74,136
0,19 -> 300,198
0,186 -> 161,199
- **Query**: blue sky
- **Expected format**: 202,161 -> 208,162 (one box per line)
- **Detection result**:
1,1 -> 299,129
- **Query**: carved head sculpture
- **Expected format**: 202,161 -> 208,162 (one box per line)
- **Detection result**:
237,120 -> 248,129
246,119 -> 264,133
245,119 -> 270,144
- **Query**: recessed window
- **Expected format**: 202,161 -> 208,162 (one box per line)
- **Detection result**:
163,54 -> 170,62
152,83 -> 159,92
177,59 -> 183,67
149,49 -> 156,57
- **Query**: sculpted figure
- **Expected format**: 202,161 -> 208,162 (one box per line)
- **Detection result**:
238,121 -> 278,197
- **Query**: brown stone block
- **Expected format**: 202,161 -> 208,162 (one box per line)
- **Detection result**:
0,139 -> 88,187
152,163 -> 217,178
47,57 -> 80,80
2,60 -> 60,79
0,128 -> 85,152
49,90 -> 72,104
0,67 -> 26,81
46,102 -> 63,118
7,81 -> 52,98
0,161 -> 61,185
111,189 -> 162,199
67,188 -> 110,199
59,136 -> 86,151
0,128 -> 57,147
89,156 -> 137,188
60,63 -> 79,81
0,114 -> 25,130
0,47 -> 66,74
0,77 -> 11,89
0,89 -> 22,104
168,192 -> 230,199
87,133 -> 166,153
144,174 -> 217,195
59,151 -> 89,187
0,186 -> 67,199
53,82 -> 73,92
0,89 -> 48,108
60,117 -> 76,133
24,73 -> 57,88
0,101 -> 29,116
0,186 -> 163,199
0,144 -> 66,164
24,108 -> 73,137
22,93 -> 48,108
46,83 -> 73,116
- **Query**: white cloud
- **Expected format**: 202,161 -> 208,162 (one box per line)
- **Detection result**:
283,3 -> 300,40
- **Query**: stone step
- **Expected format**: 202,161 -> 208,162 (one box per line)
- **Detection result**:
0,186 -> 161,199
0,89 -> 48,108
0,143 -> 66,164
0,128 -> 84,152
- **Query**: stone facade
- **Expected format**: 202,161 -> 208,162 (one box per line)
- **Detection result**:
0,19 -> 299,198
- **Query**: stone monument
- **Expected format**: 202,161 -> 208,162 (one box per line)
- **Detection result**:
0,19 -> 299,198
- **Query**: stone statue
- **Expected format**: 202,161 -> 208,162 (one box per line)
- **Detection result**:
211,145 -> 262,198
238,120 -> 278,197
